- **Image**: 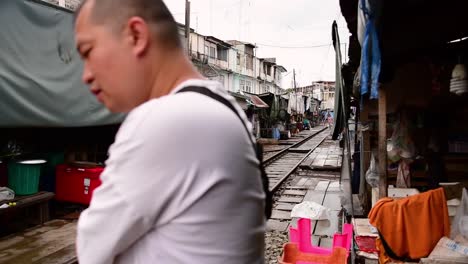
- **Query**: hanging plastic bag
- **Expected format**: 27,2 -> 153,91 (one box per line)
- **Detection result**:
290,201 -> 330,220
388,112 -> 415,161
366,153 -> 379,188
0,187 -> 14,201
396,159 -> 411,188
451,188 -> 468,240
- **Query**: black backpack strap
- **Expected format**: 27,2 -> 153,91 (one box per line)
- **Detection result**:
176,86 -> 272,219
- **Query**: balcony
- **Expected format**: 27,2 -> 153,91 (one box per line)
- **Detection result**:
215,59 -> 228,70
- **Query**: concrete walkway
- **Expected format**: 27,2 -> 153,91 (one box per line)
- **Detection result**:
268,135 -> 363,250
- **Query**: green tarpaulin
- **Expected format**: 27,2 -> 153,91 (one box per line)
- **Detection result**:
0,0 -> 124,127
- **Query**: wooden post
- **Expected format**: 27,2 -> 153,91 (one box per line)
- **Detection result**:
378,86 -> 388,198
360,106 -> 372,211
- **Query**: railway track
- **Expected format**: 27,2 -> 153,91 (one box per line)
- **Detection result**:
264,127 -> 330,193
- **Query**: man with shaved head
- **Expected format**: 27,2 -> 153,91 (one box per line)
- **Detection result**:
74,0 -> 265,263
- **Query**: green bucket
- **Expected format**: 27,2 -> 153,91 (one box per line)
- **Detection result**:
8,160 -> 47,195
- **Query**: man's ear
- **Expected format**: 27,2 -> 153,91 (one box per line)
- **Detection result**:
125,17 -> 150,57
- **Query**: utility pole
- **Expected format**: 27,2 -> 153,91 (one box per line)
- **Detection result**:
185,0 -> 191,56
293,69 -> 297,89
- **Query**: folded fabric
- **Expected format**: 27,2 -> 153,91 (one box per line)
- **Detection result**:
369,188 -> 450,263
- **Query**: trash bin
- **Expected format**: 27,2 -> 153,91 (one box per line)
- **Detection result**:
0,161 -> 7,187
41,152 -> 65,192
8,160 -> 46,195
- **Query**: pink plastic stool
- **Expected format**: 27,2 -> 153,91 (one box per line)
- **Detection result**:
289,218 -> 353,257
278,243 -> 348,264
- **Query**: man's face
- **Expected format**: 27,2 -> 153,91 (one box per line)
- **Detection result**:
74,2 -> 149,113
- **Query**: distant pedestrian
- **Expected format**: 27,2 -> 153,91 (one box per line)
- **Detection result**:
327,113 -> 334,128
74,0 -> 265,263
303,117 -> 310,130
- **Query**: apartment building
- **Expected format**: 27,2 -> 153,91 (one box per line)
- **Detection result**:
179,26 -> 287,95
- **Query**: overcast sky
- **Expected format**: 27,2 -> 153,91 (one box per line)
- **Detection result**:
165,0 -> 350,88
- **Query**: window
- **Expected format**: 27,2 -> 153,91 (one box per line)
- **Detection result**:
237,53 -> 241,65
246,81 -> 252,93
264,65 -> 272,76
209,47 -> 216,58
217,48 -> 228,61
204,45 -> 209,56
246,55 -> 253,70
240,80 -> 246,92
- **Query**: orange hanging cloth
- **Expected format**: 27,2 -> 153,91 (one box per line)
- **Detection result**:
368,188 -> 450,263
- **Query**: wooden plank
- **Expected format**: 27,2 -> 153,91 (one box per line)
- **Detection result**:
285,186 -> 309,190
289,148 -> 311,153
275,203 -> 296,211
0,192 -> 54,214
278,197 -> 303,203
33,244 -> 77,264
0,220 -> 77,264
360,105 -> 372,211
303,190 -> 327,204
283,190 -> 307,196
304,179 -> 315,187
324,160 -> 339,167
378,86 -> 388,198
311,158 -> 326,167
271,210 -> 292,220
296,177 -> 308,186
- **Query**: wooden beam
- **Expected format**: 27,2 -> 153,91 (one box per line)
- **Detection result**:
360,106 -> 372,211
378,86 -> 388,198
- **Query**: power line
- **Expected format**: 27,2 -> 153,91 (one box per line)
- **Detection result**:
319,44 -> 333,78
255,42 -> 348,49
255,43 -> 332,49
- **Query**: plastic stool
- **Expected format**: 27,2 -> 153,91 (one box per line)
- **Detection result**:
278,243 -> 347,264
289,218 -> 353,256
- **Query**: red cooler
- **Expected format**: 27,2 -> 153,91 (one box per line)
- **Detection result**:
55,163 -> 103,205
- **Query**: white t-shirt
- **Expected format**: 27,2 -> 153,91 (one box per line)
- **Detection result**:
76,79 -> 265,264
